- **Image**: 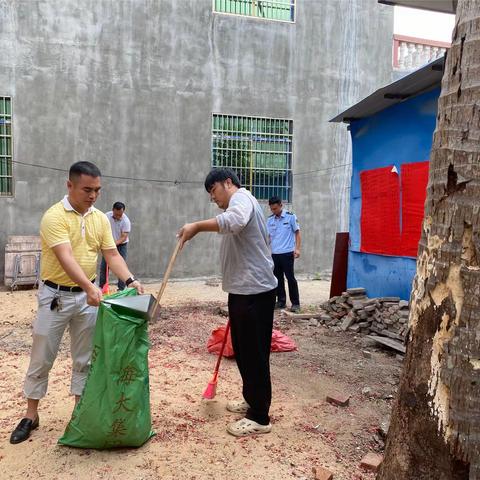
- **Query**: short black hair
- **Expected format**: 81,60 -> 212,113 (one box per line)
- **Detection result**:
69,161 -> 101,181
204,167 -> 241,192
113,202 -> 126,210
268,196 -> 282,206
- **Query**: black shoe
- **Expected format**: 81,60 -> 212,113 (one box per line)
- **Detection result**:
290,305 -> 301,313
275,302 -> 286,309
9,416 -> 39,444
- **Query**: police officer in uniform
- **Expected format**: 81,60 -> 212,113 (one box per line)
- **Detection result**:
267,196 -> 301,312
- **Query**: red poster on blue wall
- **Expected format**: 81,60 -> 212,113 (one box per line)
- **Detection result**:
360,166 -> 401,255
400,161 -> 429,256
360,162 -> 429,257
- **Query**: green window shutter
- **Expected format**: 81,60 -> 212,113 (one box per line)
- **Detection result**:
0,97 -> 13,196
214,0 -> 294,22
212,114 -> 292,202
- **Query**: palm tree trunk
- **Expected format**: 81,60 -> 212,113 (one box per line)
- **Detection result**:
378,1 -> 480,478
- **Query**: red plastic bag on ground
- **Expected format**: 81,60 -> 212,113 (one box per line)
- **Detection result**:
271,329 -> 297,352
207,325 -> 235,357
207,326 -> 297,357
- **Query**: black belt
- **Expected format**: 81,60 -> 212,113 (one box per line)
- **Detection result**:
43,279 -> 95,292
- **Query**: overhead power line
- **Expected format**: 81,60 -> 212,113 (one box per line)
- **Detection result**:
12,160 -> 203,185
11,159 -> 352,185
293,162 -> 351,176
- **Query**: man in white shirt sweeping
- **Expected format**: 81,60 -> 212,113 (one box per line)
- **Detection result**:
178,168 -> 277,437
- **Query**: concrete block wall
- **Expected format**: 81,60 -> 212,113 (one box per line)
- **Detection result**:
0,0 -> 393,281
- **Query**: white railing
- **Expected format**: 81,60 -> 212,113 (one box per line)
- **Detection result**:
393,34 -> 450,70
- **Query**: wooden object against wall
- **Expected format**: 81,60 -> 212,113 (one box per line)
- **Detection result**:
4,235 -> 41,287
329,232 -> 349,298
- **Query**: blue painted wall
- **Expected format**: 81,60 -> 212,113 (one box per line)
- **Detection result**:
347,87 -> 439,300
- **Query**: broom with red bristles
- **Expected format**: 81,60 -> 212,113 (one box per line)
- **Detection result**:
202,320 -> 230,400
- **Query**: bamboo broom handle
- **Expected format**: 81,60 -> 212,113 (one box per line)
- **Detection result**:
152,240 -> 182,318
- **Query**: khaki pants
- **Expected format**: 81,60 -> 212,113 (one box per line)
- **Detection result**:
24,283 -> 97,399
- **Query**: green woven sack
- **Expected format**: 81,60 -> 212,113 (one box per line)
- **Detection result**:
58,288 -> 155,448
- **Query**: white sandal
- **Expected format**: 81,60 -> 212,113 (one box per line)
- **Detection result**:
226,400 -> 250,414
227,418 -> 272,437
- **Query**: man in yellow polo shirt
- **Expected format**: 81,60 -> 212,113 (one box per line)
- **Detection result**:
10,161 -> 144,444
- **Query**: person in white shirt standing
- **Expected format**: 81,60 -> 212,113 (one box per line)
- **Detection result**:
99,201 -> 131,291
178,168 -> 277,437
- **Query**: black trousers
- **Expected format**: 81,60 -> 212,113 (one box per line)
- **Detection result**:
228,288 -> 275,425
272,252 -> 300,306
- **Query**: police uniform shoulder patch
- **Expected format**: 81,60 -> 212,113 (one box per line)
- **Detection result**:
286,211 -> 294,215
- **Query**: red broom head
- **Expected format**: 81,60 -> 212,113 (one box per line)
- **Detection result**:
202,381 -> 217,400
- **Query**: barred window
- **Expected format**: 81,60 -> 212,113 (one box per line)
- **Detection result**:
0,97 -> 13,196
214,0 -> 295,22
212,114 -> 293,202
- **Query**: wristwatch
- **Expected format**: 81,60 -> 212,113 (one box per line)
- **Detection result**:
125,276 -> 137,287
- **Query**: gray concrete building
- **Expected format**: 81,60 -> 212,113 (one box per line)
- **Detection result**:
0,0 -> 393,282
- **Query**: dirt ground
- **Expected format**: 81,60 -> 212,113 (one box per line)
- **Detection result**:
0,280 -> 401,479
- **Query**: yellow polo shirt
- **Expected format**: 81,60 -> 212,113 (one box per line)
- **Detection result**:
40,196 -> 117,287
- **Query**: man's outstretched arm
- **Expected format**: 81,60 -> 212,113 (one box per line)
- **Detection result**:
177,218 -> 220,248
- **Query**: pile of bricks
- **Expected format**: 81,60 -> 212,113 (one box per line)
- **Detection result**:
321,287 -> 409,341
